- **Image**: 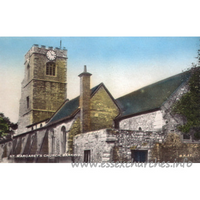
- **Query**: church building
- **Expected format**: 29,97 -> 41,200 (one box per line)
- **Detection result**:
0,44 -> 200,163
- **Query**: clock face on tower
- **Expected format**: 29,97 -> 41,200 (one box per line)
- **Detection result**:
46,50 -> 57,60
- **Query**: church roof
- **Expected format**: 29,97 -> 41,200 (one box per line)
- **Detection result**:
48,70 -> 191,125
116,71 -> 191,119
47,83 -> 102,125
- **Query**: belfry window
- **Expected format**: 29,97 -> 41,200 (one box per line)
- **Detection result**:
46,62 -> 56,76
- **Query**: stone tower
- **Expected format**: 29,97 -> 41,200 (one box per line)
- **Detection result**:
18,44 -> 67,134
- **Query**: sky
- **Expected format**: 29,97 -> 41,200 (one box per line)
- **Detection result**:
0,37 -> 199,123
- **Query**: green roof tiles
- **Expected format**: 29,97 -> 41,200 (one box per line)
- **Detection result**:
48,71 -> 191,125
116,71 -> 191,118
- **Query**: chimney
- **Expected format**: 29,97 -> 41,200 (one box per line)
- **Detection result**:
78,65 -> 92,133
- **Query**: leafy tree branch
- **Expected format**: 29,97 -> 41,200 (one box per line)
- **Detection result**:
0,113 -> 18,140
172,66 -> 200,139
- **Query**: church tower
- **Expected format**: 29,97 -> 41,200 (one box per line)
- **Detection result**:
18,44 -> 67,134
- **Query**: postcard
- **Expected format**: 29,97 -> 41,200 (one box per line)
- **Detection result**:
0,37 -> 199,166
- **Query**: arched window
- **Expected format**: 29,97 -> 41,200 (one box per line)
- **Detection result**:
46,62 -> 56,76
61,126 -> 67,154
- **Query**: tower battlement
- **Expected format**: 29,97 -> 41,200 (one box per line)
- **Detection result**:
25,44 -> 67,62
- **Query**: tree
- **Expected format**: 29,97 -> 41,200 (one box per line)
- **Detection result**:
172,66 -> 200,139
0,113 -> 18,140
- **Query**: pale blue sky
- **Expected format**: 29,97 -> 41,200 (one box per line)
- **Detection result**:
0,37 -> 199,122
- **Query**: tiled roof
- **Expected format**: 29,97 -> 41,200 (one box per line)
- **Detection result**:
116,71 -> 191,118
48,71 -> 191,124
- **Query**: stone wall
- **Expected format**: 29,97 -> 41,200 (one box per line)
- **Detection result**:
46,119 -> 75,155
18,81 -> 33,134
74,128 -> 200,163
32,55 -> 67,82
70,85 -> 120,157
90,86 -> 119,131
33,81 -> 66,111
73,128 -> 164,163
32,80 -> 66,124
161,81 -> 189,134
31,52 -> 67,124
68,117 -> 80,154
108,129 -> 164,162
18,45 -> 67,134
119,110 -> 164,132
118,80 -> 190,135
0,119 -> 74,163
73,129 -> 116,163
151,133 -> 200,162
109,129 -> 200,163
25,45 -> 67,62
